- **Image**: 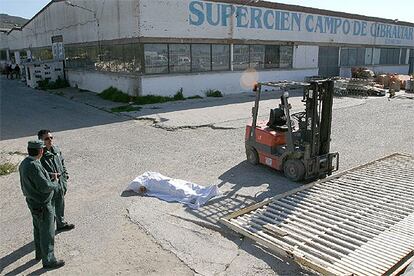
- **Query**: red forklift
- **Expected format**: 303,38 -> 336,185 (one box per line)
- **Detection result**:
245,80 -> 339,181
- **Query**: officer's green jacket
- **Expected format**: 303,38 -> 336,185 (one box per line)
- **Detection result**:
19,156 -> 58,207
40,145 -> 68,192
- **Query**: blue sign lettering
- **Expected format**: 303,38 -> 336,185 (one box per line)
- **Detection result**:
236,7 -> 249,28
189,1 -> 204,26
206,3 -> 220,26
250,8 -> 263,29
343,20 -> 351,34
305,15 -> 314,32
263,10 -> 274,29
187,1 -> 414,43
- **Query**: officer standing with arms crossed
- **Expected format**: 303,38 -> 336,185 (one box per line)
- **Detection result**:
38,129 -> 75,232
19,140 -> 65,269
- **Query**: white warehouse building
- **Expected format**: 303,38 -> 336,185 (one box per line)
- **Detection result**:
1,0 -> 413,96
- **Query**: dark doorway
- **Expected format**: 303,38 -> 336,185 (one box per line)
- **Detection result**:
318,46 -> 339,77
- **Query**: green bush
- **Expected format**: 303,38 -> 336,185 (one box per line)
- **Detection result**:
173,88 -> 185,101
99,86 -> 131,103
37,77 -> 69,90
0,162 -> 18,176
205,89 -> 223,97
110,105 -> 141,113
100,86 -> 203,105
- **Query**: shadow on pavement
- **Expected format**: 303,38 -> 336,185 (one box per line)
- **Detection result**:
0,78 -> 127,141
0,77 -> 303,140
4,259 -> 42,276
0,241 -> 35,274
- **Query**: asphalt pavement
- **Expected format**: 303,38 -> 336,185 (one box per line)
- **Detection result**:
1,76 -> 413,275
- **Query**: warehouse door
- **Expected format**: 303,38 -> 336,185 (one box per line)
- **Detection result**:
318,47 -> 339,77
409,49 -> 414,74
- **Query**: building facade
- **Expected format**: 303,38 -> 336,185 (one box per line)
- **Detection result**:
1,0 -> 413,96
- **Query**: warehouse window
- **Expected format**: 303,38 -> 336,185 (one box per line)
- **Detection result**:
400,48 -> 407,65
365,48 -> 373,65
99,44 -> 123,72
264,45 -> 280,69
380,48 -> 400,65
212,44 -> 230,71
0,50 -> 6,60
233,45 -> 249,70
192,44 -> 211,72
233,45 -> 292,71
32,47 -> 53,61
123,44 -> 143,73
356,48 -> 365,65
144,44 -> 168,74
169,44 -> 191,73
250,45 -> 265,69
66,43 -> 142,73
65,46 -> 98,69
340,48 -> 366,66
280,46 -> 293,68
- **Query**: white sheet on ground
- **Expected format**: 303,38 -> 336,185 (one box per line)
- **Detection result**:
125,171 -> 220,209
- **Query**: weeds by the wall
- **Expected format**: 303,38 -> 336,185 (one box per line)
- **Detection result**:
99,87 -> 204,107
0,162 -> 18,176
205,89 -> 223,97
37,77 -> 70,90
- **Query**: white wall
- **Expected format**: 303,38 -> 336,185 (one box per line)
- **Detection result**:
141,68 -> 318,96
293,45 -> 318,69
66,67 -> 317,97
339,65 -> 410,77
140,0 -> 414,47
67,69 -> 140,96
6,0 -> 140,50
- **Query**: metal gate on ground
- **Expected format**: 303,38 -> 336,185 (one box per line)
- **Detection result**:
221,153 -> 414,275
318,47 -> 339,78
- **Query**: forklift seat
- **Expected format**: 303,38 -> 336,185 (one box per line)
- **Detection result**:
267,108 -> 288,132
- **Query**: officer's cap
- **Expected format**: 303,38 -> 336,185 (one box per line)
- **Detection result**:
27,140 -> 44,149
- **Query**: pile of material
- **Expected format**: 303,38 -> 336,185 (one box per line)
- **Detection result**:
351,67 -> 375,79
406,79 -> 414,93
334,78 -> 386,97
375,74 -> 412,91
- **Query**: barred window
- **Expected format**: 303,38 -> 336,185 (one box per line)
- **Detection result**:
144,44 -> 168,74
169,44 -> 191,73
380,48 -> 400,65
233,45 -> 249,71
192,44 -> 211,72
400,48 -> 407,64
264,45 -> 280,69
279,46 -> 293,68
212,44 -> 230,71
250,45 -> 265,69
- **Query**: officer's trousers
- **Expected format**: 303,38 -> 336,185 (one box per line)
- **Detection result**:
28,202 -> 56,266
53,188 -> 66,228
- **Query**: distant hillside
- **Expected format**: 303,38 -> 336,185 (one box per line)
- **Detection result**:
0,14 -> 28,30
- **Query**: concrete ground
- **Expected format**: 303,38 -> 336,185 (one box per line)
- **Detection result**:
0,77 -> 413,275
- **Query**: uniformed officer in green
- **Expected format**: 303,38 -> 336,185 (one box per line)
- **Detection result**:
19,140 -> 65,269
38,129 -> 75,232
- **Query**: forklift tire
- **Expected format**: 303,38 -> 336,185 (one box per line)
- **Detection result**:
283,159 -> 305,182
246,146 -> 259,165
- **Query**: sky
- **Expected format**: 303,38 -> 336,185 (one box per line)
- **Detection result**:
0,0 -> 413,23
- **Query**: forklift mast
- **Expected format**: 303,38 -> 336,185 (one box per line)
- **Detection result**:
302,80 -> 334,158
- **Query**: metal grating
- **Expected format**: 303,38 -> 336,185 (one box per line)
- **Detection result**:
221,153 -> 414,275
